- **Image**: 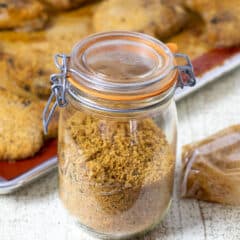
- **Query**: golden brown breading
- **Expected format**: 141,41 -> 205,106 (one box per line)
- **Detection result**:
0,47 -> 41,100
0,48 -> 58,140
4,44 -> 54,99
93,0 -> 189,39
0,4 -> 98,161
0,0 -> 48,31
0,88 -> 58,161
168,13 -> 211,59
185,0 -> 240,47
162,0 -> 185,5
41,0 -> 91,10
0,5 -> 95,99
0,88 -> 44,160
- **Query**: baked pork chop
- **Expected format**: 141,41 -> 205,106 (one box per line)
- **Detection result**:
185,0 -> 240,47
93,0 -> 189,39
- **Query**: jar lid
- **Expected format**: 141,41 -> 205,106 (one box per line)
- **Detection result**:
68,31 -> 178,101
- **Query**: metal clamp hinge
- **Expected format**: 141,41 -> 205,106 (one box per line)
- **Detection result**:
43,54 -> 70,134
174,53 -> 196,89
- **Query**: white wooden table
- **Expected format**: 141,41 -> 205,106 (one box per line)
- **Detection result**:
1,67 -> 240,240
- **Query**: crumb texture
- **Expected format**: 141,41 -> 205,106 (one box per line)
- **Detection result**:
59,111 -> 175,236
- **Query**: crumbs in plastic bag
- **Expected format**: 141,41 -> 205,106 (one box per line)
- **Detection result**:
181,125 -> 240,205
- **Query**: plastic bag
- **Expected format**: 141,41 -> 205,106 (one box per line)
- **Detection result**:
181,125 -> 240,205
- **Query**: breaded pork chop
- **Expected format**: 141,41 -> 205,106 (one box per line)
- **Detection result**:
0,48 -> 41,99
5,44 -> 54,99
93,0 -> 189,39
0,5 -> 95,99
0,87 -> 58,161
169,14 -> 210,59
0,88 -> 44,161
0,50 -> 58,140
185,0 -> 240,47
0,0 -> 48,31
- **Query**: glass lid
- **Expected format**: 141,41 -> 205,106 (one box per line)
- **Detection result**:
69,31 -> 178,100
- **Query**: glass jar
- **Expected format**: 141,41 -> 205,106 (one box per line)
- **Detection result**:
43,31 -> 195,239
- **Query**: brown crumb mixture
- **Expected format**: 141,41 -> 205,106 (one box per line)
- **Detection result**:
59,111 -> 175,237
181,125 -> 240,205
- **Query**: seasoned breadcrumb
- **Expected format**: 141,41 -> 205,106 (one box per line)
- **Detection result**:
59,112 -> 175,233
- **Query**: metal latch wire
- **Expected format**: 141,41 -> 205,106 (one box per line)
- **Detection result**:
174,53 -> 196,88
43,54 -> 69,134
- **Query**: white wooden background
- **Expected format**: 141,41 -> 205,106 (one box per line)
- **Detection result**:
1,67 -> 240,240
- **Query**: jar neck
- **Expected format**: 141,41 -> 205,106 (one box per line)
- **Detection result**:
66,80 -> 176,114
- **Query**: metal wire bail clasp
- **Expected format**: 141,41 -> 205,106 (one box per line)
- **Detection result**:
43,54 -> 70,134
174,53 -> 196,89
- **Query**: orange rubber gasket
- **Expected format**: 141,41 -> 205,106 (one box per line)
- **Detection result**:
67,69 -> 178,101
